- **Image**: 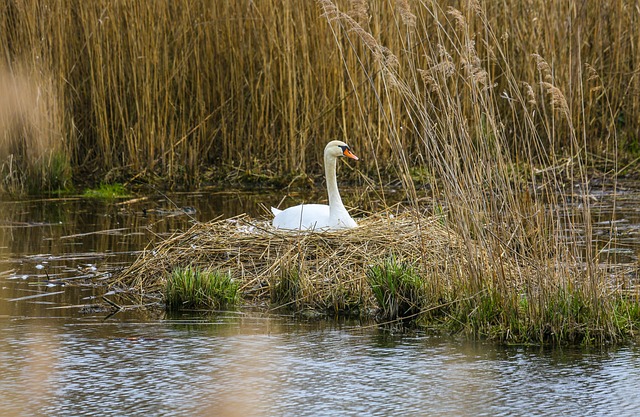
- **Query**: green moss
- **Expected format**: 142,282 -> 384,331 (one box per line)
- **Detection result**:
408,165 -> 433,187
82,183 -> 131,199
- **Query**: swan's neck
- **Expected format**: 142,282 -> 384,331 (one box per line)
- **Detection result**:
325,153 -> 346,215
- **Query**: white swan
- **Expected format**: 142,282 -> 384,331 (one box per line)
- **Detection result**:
271,140 -> 359,231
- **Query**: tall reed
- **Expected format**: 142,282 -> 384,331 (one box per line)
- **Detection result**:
1,0 -> 638,192
315,0 -> 637,343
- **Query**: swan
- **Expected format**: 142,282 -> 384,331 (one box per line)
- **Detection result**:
271,140 -> 359,231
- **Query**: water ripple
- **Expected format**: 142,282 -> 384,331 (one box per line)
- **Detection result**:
0,318 -> 639,417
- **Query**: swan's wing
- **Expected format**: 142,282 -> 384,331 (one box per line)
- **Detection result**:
271,207 -> 283,216
272,204 -> 331,230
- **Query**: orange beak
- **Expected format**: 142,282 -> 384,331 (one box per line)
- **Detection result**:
343,148 -> 359,161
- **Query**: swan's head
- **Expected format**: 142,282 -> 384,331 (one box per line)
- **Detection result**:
325,140 -> 359,161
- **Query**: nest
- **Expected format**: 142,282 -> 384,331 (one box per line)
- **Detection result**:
111,210 -> 507,312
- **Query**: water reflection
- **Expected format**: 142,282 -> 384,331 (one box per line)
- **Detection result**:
0,192 -> 270,318
0,315 -> 638,416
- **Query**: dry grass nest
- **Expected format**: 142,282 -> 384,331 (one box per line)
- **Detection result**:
111,210 -> 520,311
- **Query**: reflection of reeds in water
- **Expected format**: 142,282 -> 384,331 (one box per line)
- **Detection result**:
0,327 -> 60,416
0,197 -> 199,306
1,199 -> 159,262
197,319 -> 286,417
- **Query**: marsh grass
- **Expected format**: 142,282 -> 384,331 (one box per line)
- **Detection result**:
165,266 -> 239,311
0,68 -> 71,193
367,256 -> 425,321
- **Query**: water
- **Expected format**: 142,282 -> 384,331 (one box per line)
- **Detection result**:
1,315 -> 639,417
1,187 -> 640,416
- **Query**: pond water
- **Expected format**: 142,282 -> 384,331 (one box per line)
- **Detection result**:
1,186 -> 639,416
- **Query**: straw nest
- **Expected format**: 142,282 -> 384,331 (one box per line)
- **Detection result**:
111,210 -> 514,312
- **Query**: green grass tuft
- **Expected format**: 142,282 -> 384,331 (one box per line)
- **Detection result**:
165,266 -> 239,311
367,256 -> 425,321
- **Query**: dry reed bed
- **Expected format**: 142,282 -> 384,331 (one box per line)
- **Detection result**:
2,0 -> 639,191
112,211 -> 516,312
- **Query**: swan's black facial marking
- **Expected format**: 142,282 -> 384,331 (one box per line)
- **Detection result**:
338,144 -> 359,160
339,145 -> 353,155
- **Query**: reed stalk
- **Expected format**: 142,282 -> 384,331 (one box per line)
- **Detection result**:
313,0 -> 639,343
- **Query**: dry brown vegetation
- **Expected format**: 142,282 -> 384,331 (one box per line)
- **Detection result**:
0,0 -> 638,190
0,67 -> 68,192
114,212 -> 474,297
113,209 -> 638,344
